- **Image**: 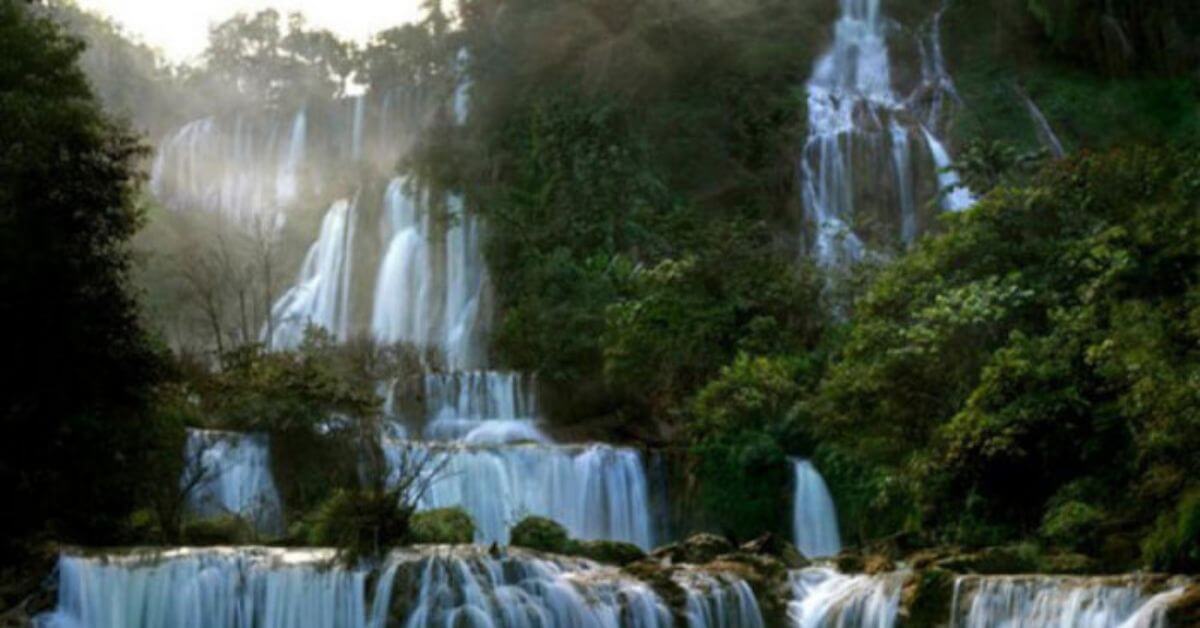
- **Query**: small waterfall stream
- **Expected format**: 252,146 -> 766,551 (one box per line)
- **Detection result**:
791,459 -> 842,559
184,430 -> 283,536
799,0 -> 974,267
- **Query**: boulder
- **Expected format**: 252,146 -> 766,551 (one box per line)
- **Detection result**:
864,554 -> 896,575
835,550 -> 865,573
567,540 -> 646,566
1038,552 -> 1101,575
935,545 -> 1038,575
653,533 -> 733,565
739,533 -> 810,569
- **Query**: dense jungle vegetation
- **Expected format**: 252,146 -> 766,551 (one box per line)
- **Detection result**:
1,0 -> 1198,578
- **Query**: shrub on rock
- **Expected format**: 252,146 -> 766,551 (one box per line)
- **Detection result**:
510,516 -> 569,554
410,508 -> 476,544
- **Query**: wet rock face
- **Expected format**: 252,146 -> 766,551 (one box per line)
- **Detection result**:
1167,584 -> 1200,627
653,533 -> 734,565
935,545 -> 1038,574
898,567 -> 954,628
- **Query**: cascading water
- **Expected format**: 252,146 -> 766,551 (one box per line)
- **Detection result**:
42,547 -> 775,628
390,547 -> 673,627
677,570 -> 766,628
787,567 -> 903,628
266,197 -> 360,348
791,458 -> 842,559
799,0 -> 974,266
150,110 -> 310,227
402,443 -> 655,548
370,178 -> 490,370
183,429 -> 283,535
37,549 -> 378,628
1015,85 -> 1066,159
365,123 -> 656,550
950,575 -> 1189,628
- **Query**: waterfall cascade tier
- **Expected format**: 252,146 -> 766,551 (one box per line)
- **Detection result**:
676,570 -> 766,628
150,112 -> 308,226
150,89 -> 439,229
369,178 -> 491,369
790,458 -> 842,559
387,441 -> 655,549
787,567 -> 904,628
950,575 -> 1189,628
266,197 -> 360,349
184,430 -> 283,535
38,547 -> 771,628
800,0 -> 974,267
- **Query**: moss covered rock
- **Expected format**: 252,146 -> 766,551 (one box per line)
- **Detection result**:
935,545 -> 1039,574
567,540 -> 646,566
410,508 -> 475,545
509,516 -> 569,554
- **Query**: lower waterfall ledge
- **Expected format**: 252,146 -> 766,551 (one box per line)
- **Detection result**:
25,544 -> 1198,628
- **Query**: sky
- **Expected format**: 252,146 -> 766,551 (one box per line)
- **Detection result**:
77,0 -> 425,64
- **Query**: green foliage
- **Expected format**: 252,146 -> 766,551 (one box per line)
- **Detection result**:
1142,490 -> 1200,573
448,0 -> 829,428
509,516 -> 570,554
409,508 -> 476,545
0,0 -> 165,557
309,489 -> 413,561
1040,501 -> 1104,553
686,353 -> 819,540
813,146 -> 1200,553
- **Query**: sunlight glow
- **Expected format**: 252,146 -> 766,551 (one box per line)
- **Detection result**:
76,0 -> 425,64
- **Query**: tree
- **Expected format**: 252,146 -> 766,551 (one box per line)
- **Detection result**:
0,0 -> 163,555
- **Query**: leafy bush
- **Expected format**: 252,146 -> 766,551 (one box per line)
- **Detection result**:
410,508 -> 476,545
309,490 -> 413,560
1040,501 -> 1104,553
1142,490 -> 1200,572
509,516 -> 570,554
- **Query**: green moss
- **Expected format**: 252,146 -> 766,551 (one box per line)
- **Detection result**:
410,508 -> 475,545
509,516 -> 570,554
566,540 -> 647,566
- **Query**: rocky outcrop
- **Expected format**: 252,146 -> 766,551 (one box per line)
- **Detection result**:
1167,584 -> 1200,627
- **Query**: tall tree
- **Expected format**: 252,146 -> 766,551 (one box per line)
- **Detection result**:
0,0 -> 162,556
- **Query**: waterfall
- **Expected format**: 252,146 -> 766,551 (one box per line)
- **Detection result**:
266,196 -> 360,349
950,575 -> 1189,628
388,441 -> 654,549
788,567 -> 902,628
922,128 -> 977,211
150,111 -> 308,226
183,430 -> 283,535
37,549 -> 377,628
390,548 -> 673,627
791,458 -> 842,559
678,571 -> 766,628
370,179 -> 490,370
799,0 -> 973,266
38,548 -> 681,628
1015,85 -> 1066,159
